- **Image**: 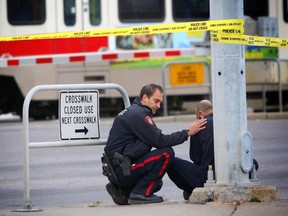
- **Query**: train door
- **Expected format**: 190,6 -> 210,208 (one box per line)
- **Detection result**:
56,0 -> 110,98
82,0 -> 108,30
56,0 -> 108,32
55,0 -> 109,53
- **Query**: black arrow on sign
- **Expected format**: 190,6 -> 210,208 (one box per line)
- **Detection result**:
75,126 -> 88,135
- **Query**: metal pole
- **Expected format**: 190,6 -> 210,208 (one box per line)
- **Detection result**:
162,63 -> 168,116
210,0 -> 253,185
22,88 -> 33,210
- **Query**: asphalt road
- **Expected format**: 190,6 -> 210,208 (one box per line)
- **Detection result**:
0,117 -> 287,209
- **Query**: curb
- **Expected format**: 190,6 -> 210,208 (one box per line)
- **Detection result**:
190,185 -> 278,204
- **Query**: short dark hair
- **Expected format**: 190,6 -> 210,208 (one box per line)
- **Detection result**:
195,99 -> 213,113
139,83 -> 163,99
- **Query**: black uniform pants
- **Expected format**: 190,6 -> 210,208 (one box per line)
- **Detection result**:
167,157 -> 260,194
109,147 -> 175,197
167,157 -> 205,194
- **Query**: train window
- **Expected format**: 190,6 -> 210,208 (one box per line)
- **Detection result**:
284,0 -> 288,23
118,0 -> 165,23
7,0 -> 46,25
89,0 -> 101,26
172,0 -> 209,21
244,0 -> 268,19
64,0 -> 76,26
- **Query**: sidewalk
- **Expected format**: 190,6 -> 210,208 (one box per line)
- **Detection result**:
1,199 -> 288,216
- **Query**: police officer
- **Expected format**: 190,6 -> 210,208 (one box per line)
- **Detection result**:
103,83 -> 207,205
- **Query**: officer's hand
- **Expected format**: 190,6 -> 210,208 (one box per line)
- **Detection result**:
187,118 -> 207,136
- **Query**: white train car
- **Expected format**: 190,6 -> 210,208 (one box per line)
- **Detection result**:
0,0 -> 287,118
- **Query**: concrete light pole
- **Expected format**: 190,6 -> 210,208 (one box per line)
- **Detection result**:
191,1 -> 278,203
210,0 -> 254,186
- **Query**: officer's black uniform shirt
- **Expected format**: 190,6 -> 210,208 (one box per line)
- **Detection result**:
105,98 -> 189,156
189,113 -> 214,181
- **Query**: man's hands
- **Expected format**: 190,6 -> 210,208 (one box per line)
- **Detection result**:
187,118 -> 207,136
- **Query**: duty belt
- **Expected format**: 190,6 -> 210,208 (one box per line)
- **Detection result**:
101,152 -> 131,179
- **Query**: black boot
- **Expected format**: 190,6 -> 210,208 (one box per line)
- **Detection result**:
128,193 -> 163,204
183,191 -> 191,200
106,183 -> 128,205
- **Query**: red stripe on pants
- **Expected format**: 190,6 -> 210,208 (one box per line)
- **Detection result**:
131,152 -> 170,196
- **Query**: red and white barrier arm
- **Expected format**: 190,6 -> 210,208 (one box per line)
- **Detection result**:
0,48 -> 197,68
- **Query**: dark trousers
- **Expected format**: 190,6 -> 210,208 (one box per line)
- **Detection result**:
167,157 -> 205,194
109,147 -> 174,197
167,157 -> 260,194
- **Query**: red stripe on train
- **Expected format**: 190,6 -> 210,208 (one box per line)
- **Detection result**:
0,37 -> 108,57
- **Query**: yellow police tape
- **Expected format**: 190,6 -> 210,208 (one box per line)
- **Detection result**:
0,19 -> 243,40
0,19 -> 287,48
211,30 -> 288,48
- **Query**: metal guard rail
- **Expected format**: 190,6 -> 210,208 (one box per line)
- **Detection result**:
21,83 -> 130,211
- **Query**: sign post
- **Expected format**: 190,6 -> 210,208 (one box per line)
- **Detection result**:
59,90 -> 100,140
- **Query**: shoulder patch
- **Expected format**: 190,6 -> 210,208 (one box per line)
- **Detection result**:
144,115 -> 155,125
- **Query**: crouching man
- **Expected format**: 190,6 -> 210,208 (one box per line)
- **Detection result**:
102,83 -> 207,205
